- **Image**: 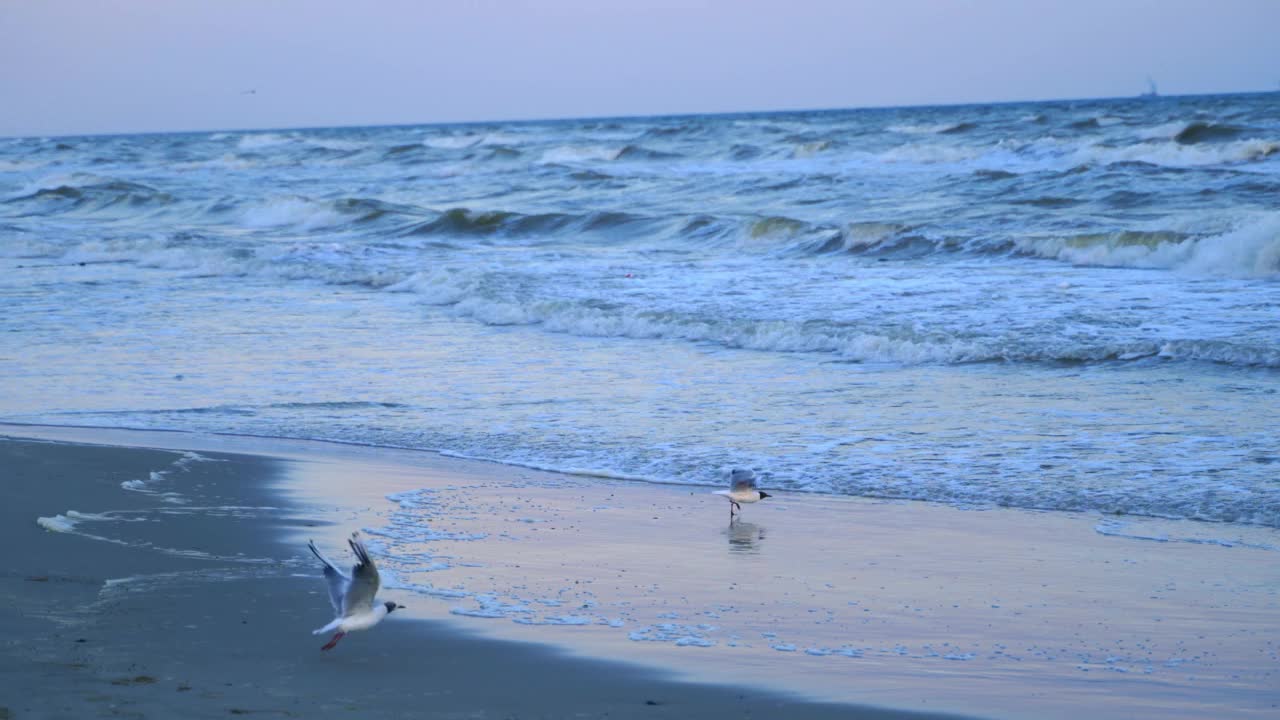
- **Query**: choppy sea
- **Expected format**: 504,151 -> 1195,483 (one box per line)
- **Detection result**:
3,93 -> 1278,527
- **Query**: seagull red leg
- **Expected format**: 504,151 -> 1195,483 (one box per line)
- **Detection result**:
320,631 -> 346,651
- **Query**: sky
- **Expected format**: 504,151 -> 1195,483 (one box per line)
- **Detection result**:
1,0 -> 1277,137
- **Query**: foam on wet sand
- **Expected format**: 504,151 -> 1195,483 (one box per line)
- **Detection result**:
4,425 -> 1277,719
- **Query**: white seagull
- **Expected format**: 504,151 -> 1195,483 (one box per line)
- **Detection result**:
307,532 -> 403,651
713,468 -> 771,520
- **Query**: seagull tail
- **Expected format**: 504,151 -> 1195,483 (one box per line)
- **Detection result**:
313,617 -> 343,635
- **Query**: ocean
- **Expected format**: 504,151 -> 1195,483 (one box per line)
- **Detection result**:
3,92 -> 1278,528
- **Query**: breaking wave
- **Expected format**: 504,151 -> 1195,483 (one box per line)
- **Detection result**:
888,122 -> 976,135
384,268 -> 1280,368
238,195 -> 426,230
1073,138 -> 1279,167
1174,122 -> 1249,145
1016,216 -> 1280,277
538,143 -> 679,164
400,207 -> 654,238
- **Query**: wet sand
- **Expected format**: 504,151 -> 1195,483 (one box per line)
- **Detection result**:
1,430 -> 967,720
5,424 -> 1278,719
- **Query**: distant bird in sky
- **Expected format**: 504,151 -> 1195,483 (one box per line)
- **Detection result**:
308,532 -> 403,651
713,468 -> 770,520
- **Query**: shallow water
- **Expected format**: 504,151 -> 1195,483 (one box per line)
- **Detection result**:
3,93 -> 1278,526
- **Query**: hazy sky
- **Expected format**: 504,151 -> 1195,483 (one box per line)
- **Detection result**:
2,0 -> 1277,137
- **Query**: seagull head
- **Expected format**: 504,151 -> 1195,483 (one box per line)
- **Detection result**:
384,601 -> 405,614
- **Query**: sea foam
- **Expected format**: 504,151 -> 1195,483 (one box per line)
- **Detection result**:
1019,215 -> 1280,277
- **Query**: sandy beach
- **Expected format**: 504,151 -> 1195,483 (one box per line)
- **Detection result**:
2,427 -> 974,720
4,424 -> 1277,719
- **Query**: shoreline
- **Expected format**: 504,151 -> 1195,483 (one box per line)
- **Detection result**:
5,423 -> 1279,719
7,420 -> 1277,533
2,427 -> 972,720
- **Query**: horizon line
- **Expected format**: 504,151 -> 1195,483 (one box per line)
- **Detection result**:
4,88 -> 1276,141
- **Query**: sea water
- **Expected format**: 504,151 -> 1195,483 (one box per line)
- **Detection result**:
2,93 -> 1278,527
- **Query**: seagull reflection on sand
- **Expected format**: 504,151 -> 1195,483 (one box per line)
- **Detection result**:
726,521 -> 766,553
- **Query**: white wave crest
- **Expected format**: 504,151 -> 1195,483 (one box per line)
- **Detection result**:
539,145 -> 623,164
173,154 -> 261,171
240,196 -> 346,230
1157,340 -> 1280,369
835,222 -> 909,251
236,133 -> 294,150
1179,215 -> 1280,276
423,134 -> 482,149
477,132 -> 523,147
305,138 -> 365,152
877,143 -> 986,165
1072,138 -> 1279,167
388,270 -> 986,363
1019,215 -> 1280,277
384,270 -> 476,303
886,123 -> 967,135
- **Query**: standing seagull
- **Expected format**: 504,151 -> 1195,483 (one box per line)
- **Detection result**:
713,468 -> 771,520
307,532 -> 403,651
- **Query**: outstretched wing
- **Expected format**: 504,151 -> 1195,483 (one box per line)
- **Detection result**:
342,532 -> 381,617
728,468 -> 758,492
308,539 -> 351,616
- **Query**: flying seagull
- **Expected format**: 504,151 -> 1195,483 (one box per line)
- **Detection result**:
307,532 -> 403,651
713,468 -> 771,520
